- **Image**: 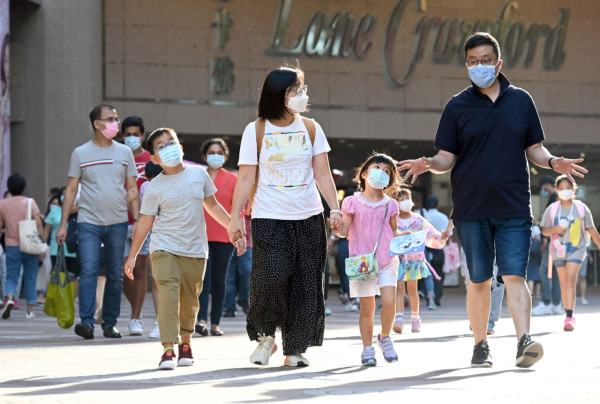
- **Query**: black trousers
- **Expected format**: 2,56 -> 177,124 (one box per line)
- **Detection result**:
247,214 -> 327,355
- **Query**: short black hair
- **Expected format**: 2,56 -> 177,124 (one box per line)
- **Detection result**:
538,176 -> 555,188
464,32 -> 501,59
426,194 -> 439,209
145,127 -> 179,154
144,160 -> 164,180
257,66 -> 305,120
7,173 -> 26,195
200,138 -> 230,159
89,104 -> 116,130
121,115 -> 145,135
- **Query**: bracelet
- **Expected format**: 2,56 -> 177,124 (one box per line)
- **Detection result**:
330,209 -> 342,216
548,157 -> 556,169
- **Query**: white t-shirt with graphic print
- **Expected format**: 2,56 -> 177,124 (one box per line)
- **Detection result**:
238,115 -> 331,220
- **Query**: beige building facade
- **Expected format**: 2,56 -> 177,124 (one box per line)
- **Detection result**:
9,0 -> 600,219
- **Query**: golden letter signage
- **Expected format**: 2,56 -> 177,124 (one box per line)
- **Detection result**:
267,0 -> 570,87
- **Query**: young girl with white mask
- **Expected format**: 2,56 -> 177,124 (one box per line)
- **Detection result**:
540,175 -> 600,332
335,153 -> 402,366
393,187 -> 449,334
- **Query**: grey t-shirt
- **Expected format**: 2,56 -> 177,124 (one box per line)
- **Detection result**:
140,165 -> 217,258
68,140 -> 137,226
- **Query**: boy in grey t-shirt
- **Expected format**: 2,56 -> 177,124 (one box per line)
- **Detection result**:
124,128 -> 245,370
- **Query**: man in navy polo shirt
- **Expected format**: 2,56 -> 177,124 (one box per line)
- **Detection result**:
399,32 -> 586,369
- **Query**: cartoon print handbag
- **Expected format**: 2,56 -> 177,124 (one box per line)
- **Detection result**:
345,202 -> 389,281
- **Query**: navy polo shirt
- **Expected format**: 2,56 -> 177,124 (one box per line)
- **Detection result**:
435,73 -> 545,221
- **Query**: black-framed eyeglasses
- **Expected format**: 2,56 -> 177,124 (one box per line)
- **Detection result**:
466,58 -> 498,68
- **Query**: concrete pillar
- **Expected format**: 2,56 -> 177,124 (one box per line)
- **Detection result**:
10,0 -> 102,207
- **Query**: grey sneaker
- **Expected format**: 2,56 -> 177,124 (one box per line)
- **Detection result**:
361,346 -> 377,366
471,340 -> 493,368
515,334 -> 543,368
377,334 -> 398,363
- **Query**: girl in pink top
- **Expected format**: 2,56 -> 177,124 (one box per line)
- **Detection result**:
336,153 -> 402,367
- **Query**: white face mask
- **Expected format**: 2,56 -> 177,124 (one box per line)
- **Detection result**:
558,189 -> 574,201
399,199 -> 414,212
287,92 -> 309,113
124,136 -> 142,151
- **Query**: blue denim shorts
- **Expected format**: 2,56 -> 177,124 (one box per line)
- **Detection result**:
553,258 -> 583,268
124,225 -> 152,257
454,217 -> 532,284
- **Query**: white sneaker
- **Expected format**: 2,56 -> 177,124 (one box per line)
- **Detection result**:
149,324 -> 160,339
25,311 -> 36,319
428,300 -> 437,310
325,306 -> 332,316
129,319 -> 143,336
531,302 -> 552,316
284,354 -> 310,367
581,297 -> 588,305
551,303 -> 564,315
344,303 -> 359,312
250,334 -> 277,366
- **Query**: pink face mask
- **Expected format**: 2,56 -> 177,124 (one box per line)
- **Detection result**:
101,121 -> 119,139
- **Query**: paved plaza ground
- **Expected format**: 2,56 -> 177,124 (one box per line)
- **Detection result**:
1,287 -> 599,403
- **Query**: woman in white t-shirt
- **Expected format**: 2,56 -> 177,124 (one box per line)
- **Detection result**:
228,66 -> 341,368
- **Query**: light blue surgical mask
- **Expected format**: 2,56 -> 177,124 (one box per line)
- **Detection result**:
540,189 -> 549,198
366,168 -> 389,190
49,205 -> 60,212
124,136 -> 142,151
158,144 -> 183,167
468,62 -> 498,88
206,154 -> 225,169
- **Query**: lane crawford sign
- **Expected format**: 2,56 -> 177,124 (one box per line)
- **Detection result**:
266,0 -> 570,87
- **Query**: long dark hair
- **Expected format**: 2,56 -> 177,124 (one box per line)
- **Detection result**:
257,65 -> 305,120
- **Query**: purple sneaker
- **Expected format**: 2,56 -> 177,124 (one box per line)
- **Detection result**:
377,334 -> 398,363
361,345 -> 376,366
411,316 -> 421,333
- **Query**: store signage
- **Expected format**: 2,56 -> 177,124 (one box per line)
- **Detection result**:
267,0 -> 570,87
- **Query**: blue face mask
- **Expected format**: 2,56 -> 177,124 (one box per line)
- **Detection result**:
206,154 -> 225,169
49,205 -> 60,212
366,168 -> 390,190
124,136 -> 142,151
540,189 -> 549,198
158,144 -> 183,167
467,62 -> 498,88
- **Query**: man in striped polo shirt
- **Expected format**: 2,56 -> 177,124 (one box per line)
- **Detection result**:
56,104 -> 139,340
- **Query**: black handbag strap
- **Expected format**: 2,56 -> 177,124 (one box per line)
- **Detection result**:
372,200 -> 390,256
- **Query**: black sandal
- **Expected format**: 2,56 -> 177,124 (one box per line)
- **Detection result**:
195,323 -> 209,337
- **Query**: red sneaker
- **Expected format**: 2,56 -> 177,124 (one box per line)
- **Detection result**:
178,343 -> 194,366
158,348 -> 176,370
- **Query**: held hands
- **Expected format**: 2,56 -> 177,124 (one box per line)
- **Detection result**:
227,217 -> 245,245
550,157 -> 587,183
329,212 -> 342,233
124,256 -> 136,280
234,237 -> 247,256
398,157 -> 431,184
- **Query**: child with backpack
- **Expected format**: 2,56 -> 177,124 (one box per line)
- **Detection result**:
540,175 -> 600,332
